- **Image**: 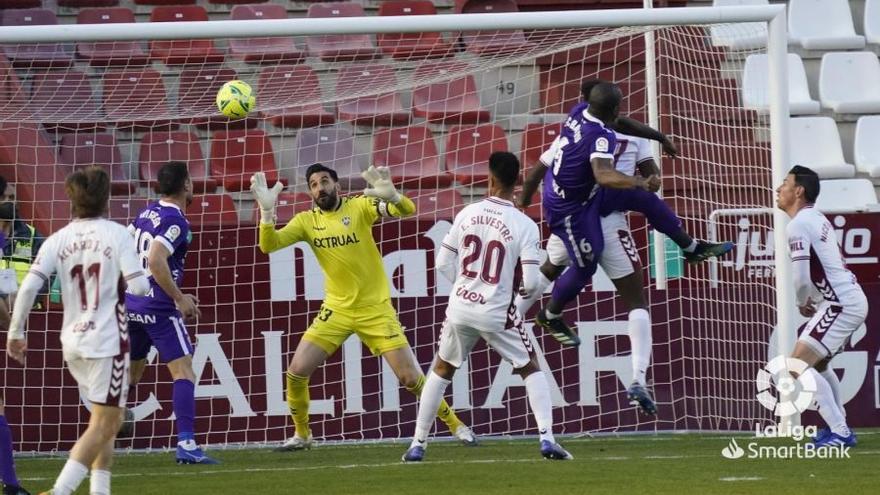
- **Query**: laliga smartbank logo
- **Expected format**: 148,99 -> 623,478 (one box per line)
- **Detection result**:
720,356 -> 850,460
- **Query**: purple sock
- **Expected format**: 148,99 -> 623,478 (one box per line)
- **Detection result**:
602,189 -> 683,238
172,379 -> 196,443
550,264 -> 596,308
0,415 -> 20,487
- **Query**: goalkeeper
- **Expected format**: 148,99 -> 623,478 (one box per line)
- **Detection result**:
252,163 -> 477,451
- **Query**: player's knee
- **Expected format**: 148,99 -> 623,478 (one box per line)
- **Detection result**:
432,359 -> 457,380
541,261 -> 565,280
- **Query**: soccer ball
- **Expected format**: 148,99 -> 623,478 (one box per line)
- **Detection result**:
216,80 -> 255,119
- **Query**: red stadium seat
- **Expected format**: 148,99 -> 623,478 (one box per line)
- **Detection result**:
460,0 -> 530,56
60,0 -> 118,9
28,70 -> 104,132
377,1 -> 455,60
139,132 -> 217,193
1,9 -> 73,68
178,67 -> 258,130
0,54 -> 26,118
410,188 -> 464,221
444,124 -> 508,185
149,6 -> 224,65
102,69 -> 177,131
538,63 -> 647,115
108,196 -> 150,225
186,194 -> 239,229
411,62 -> 491,124
0,0 -> 43,8
210,0 -> 266,4
520,122 -> 561,181
259,65 -> 335,129
210,130 -> 284,193
229,4 -> 304,64
57,133 -> 135,195
76,8 -> 149,67
292,126 -> 366,190
372,126 -> 451,189
306,3 -> 377,62
335,64 -> 410,126
252,192 -> 313,224
134,0 -> 194,6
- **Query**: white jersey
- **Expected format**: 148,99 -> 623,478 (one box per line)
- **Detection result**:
787,205 -> 862,303
540,131 -> 653,177
441,197 -> 541,332
28,218 -> 143,358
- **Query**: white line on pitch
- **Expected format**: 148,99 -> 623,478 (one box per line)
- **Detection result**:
719,477 -> 764,482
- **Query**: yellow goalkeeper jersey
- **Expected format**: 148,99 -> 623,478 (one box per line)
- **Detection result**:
259,194 -> 415,310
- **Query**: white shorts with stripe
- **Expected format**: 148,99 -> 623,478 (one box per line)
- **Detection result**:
438,317 -> 534,369
545,212 -> 640,280
798,290 -> 868,358
65,348 -> 130,407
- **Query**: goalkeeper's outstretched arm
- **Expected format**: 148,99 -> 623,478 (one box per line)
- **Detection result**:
363,166 -> 416,219
251,172 -> 304,254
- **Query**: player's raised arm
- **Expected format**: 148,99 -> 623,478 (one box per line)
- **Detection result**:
251,172 -> 301,254
362,166 -> 415,218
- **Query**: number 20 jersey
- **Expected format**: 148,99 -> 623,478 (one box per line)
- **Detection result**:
125,201 -> 191,314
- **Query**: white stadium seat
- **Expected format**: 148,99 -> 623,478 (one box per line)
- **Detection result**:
789,0 -> 865,50
867,0 -> 880,45
741,53 -> 819,115
816,179 -> 879,213
819,52 -> 880,114
709,0 -> 768,49
789,116 -> 855,179
854,115 -> 880,177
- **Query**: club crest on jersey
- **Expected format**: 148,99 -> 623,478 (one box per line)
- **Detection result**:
341,216 -> 351,227
595,136 -> 610,153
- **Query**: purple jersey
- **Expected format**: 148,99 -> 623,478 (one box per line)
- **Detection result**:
125,201 -> 191,314
542,102 -> 617,220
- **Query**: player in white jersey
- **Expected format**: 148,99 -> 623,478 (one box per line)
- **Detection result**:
516,129 -> 659,416
777,165 -> 867,448
5,167 -> 149,495
402,152 -> 572,462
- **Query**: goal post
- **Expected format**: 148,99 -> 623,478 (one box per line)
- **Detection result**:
0,4 -> 796,452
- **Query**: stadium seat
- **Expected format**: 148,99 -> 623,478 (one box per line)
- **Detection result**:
818,52 -> 880,114
306,3 -> 377,62
377,1 -> 455,60
109,196 -> 150,225
28,70 -> 104,132
292,126 -> 366,190
210,130 -> 283,193
460,0 -> 530,56
229,4 -> 304,64
538,64 -> 647,115
149,6 -> 225,65
139,132 -> 217,193
444,124 -> 508,185
741,53 -> 819,115
186,194 -> 238,229
789,117 -> 855,179
372,125 -> 451,189
178,67 -> 258,130
520,122 -> 561,178
788,0 -> 865,50
57,133 -> 135,195
259,65 -> 335,129
102,69 -> 177,131
1,9 -> 73,68
0,0 -> 43,8
867,0 -> 880,46
854,115 -> 880,177
815,179 -> 879,213
411,62 -> 491,124
0,54 -> 26,117
252,192 -> 312,224
709,0 -> 768,49
60,0 -> 118,8
410,188 -> 464,221
76,8 -> 149,67
210,0 -> 266,4
134,0 -> 194,6
336,64 -> 410,126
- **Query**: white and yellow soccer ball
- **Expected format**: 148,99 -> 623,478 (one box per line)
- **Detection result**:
216,80 -> 255,119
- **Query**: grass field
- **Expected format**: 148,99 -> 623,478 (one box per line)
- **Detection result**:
16,430 -> 877,495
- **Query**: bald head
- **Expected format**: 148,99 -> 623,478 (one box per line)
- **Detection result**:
587,82 -> 622,124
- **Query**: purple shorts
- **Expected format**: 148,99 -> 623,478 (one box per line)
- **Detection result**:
547,189 -> 606,275
128,310 -> 194,362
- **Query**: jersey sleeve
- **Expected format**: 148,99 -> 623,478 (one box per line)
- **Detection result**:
633,136 -> 654,164
519,220 -> 542,266
28,234 -> 58,282
590,130 -> 616,162
786,219 -> 811,262
116,225 -> 145,281
539,136 -> 562,166
153,215 -> 189,255
259,213 -> 306,254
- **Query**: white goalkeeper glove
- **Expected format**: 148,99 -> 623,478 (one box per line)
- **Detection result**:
362,166 -> 401,203
250,172 -> 284,224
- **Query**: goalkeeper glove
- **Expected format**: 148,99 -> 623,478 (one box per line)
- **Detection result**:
362,166 -> 401,203
250,172 -> 284,224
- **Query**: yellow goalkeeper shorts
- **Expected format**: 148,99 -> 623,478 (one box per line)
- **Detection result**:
302,301 -> 410,356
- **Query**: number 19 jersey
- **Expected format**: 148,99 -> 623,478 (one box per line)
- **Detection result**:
440,197 -> 541,333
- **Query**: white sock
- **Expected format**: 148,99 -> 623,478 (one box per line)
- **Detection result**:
410,372 -> 450,449
545,308 -> 562,320
627,308 -> 652,386
806,368 -> 849,436
90,469 -> 111,495
524,371 -> 555,444
820,368 -> 845,416
515,271 -> 553,317
683,240 -> 697,253
53,459 -> 89,495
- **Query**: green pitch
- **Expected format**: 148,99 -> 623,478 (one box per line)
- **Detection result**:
16,431 -> 877,495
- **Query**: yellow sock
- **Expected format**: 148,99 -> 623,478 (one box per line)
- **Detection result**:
286,372 -> 311,438
406,374 -> 464,433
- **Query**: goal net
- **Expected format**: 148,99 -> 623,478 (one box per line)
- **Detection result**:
0,5 -> 783,452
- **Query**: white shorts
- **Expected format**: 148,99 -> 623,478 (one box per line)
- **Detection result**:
798,291 -> 868,359
65,350 -> 130,407
545,212 -> 640,280
438,318 -> 534,369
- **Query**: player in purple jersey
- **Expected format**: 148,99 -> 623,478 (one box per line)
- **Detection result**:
532,82 -> 733,347
125,162 -> 218,465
